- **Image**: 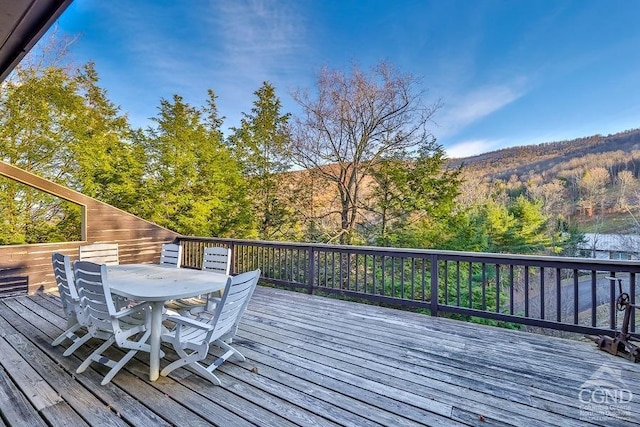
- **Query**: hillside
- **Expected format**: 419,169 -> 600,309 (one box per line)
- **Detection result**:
448,128 -> 640,234
449,128 -> 640,181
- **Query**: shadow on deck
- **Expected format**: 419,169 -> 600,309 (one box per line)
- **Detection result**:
0,286 -> 638,426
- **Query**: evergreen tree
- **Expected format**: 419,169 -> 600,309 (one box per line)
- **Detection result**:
142,93 -> 251,237
229,82 -> 294,240
367,141 -> 462,247
65,62 -> 144,211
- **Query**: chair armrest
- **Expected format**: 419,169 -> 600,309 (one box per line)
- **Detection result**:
112,300 -> 149,319
166,315 -> 214,331
189,297 -> 220,316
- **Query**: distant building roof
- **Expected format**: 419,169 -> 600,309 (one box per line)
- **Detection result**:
579,233 -> 640,253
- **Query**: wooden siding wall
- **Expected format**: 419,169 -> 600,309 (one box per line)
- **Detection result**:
0,161 -> 179,296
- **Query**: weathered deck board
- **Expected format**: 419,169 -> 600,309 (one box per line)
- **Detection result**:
0,286 -> 638,426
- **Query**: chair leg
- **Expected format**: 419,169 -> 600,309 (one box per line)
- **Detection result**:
76,337 -> 143,385
62,332 -> 93,356
160,347 -> 205,377
190,361 -> 222,386
101,349 -> 138,385
51,322 -> 83,347
77,336 -> 115,373
161,341 -> 245,386
215,340 -> 246,363
161,354 -> 222,386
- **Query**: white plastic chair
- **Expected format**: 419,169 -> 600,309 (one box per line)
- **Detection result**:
50,252 -> 91,356
79,243 -> 119,265
160,243 -> 182,267
73,260 -> 152,385
160,269 -> 260,385
165,246 -> 231,315
202,246 -> 231,274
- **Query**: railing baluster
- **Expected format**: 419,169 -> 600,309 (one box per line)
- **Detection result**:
540,267 -> 545,320
573,270 -> 579,325
481,262 -> 487,311
456,261 -> 461,307
591,271 -> 597,327
444,260 -> 449,305
610,272 -> 616,329
631,273 -> 636,333
495,264 -> 500,314
524,266 -> 530,318
381,255 -> 386,296
556,268 -> 561,322
421,257 -> 426,302
410,258 -> 415,301
430,254 -> 438,316
468,262 -> 473,309
509,265 -> 514,315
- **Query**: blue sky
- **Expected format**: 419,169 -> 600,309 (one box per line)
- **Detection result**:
50,0 -> 640,158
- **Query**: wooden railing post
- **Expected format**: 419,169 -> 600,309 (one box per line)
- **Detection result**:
307,246 -> 315,294
430,254 -> 439,316
228,241 -> 235,275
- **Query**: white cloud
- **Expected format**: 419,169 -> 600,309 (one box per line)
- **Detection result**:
211,1 -> 309,81
436,82 -> 527,138
445,139 -> 502,159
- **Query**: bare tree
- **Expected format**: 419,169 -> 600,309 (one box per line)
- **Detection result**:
290,61 -> 440,244
615,169 -> 635,212
528,178 -> 569,221
578,167 -> 609,217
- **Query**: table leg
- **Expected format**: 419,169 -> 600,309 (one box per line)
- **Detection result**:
149,301 -> 164,381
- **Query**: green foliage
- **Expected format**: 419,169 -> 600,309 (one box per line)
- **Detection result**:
65,63 -> 145,211
228,82 -> 295,240
368,141 -> 463,247
0,177 -> 82,244
0,61 -> 89,243
435,189 -> 569,255
483,195 -> 558,254
140,92 -> 252,237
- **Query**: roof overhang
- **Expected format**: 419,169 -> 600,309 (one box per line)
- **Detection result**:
0,0 -> 73,82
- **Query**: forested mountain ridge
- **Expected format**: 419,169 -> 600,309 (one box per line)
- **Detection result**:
449,128 -> 640,182
448,128 -> 640,236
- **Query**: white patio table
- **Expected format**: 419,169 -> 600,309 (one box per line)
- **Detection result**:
107,264 -> 228,381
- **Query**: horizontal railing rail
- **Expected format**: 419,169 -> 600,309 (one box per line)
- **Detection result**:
177,236 -> 640,337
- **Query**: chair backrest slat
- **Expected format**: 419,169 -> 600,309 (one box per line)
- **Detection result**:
209,269 -> 260,339
74,260 -> 117,335
202,246 -> 231,275
160,243 -> 182,268
52,252 -> 77,316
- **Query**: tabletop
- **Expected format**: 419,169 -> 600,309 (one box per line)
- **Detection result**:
107,264 -> 228,301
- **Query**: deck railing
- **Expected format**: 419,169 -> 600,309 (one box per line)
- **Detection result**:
178,236 -> 640,337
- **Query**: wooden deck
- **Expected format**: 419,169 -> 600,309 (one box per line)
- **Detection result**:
0,287 -> 639,427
